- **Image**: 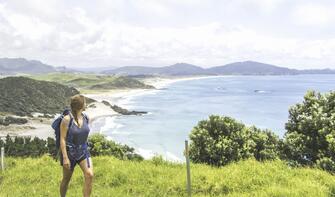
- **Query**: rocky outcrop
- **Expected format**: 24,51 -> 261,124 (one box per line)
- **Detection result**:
0,116 -> 28,126
102,100 -> 147,115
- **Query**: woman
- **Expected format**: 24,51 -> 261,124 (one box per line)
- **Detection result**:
59,94 -> 94,197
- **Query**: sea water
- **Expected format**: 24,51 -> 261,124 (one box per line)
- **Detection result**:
92,75 -> 335,161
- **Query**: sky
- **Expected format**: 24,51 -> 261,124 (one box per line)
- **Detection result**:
0,0 -> 334,69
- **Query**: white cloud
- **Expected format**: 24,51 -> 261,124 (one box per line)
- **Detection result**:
240,0 -> 285,13
0,0 -> 334,69
292,4 -> 334,26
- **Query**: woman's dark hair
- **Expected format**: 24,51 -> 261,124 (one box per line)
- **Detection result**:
70,94 -> 86,127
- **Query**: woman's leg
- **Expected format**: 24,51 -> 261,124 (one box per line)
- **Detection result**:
79,157 -> 94,197
60,166 -> 74,197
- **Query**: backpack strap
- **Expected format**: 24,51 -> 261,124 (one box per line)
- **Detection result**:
66,113 -> 74,144
82,112 -> 89,124
81,113 -> 90,168
68,113 -> 74,128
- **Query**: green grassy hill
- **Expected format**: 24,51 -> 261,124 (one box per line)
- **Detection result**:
30,73 -> 154,92
1,155 -> 334,196
0,76 -> 79,116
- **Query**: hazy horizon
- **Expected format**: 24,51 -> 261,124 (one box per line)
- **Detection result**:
0,0 -> 334,69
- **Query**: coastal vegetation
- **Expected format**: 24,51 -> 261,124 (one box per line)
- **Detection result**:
30,72 -> 155,91
0,76 -> 79,116
0,133 -> 142,161
189,115 -> 281,166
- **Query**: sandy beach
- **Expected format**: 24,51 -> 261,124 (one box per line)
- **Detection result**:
83,75 -> 221,105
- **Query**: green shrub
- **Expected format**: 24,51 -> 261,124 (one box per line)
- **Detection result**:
283,90 -> 335,172
3,135 -> 48,157
88,133 -> 143,161
0,134 -> 143,161
250,126 -> 282,161
189,115 -> 281,166
47,137 -> 57,158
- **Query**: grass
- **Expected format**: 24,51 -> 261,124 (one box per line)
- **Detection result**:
30,73 -> 117,88
1,155 -> 335,196
29,72 -> 153,92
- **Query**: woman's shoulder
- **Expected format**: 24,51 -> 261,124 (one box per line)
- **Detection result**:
61,114 -> 72,124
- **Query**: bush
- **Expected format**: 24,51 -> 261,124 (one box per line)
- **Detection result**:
3,135 -> 48,157
250,126 -> 282,161
0,134 -> 143,161
283,90 -> 335,172
189,115 -> 281,166
88,133 -> 143,161
47,137 -> 57,158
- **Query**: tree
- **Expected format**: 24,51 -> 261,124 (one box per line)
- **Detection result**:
189,115 -> 281,166
283,90 -> 335,171
250,126 -> 282,161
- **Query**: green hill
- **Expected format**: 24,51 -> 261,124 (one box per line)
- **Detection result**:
89,76 -> 154,90
0,155 -> 334,196
0,76 -> 79,116
30,73 -> 155,91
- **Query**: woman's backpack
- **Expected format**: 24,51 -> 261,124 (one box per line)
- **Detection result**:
51,109 -> 72,149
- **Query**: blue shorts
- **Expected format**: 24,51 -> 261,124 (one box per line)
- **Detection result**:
60,146 -> 91,171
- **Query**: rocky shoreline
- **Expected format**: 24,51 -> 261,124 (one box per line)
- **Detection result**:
102,100 -> 147,115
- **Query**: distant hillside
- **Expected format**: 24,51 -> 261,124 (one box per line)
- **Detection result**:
102,61 -> 335,76
30,73 -> 155,91
298,68 -> 335,74
0,58 -> 75,75
89,76 -> 155,90
0,76 -> 79,116
207,61 -> 299,75
102,63 -> 211,76
2,57 -> 335,76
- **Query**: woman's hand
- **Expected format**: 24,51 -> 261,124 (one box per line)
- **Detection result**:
63,157 -> 71,170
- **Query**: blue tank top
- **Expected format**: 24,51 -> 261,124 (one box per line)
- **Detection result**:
68,113 -> 90,145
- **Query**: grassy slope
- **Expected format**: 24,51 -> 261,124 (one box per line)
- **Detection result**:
0,156 -> 334,196
30,73 -> 153,93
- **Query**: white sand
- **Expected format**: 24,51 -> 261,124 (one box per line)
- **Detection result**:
0,102 -> 118,140
0,118 -> 54,140
142,75 -> 222,89
83,75 -> 222,106
84,101 -> 119,122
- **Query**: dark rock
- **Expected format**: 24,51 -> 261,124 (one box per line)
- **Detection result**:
101,100 -> 147,115
0,116 -> 28,126
87,103 -> 96,108
102,100 -> 112,106
110,104 -> 147,115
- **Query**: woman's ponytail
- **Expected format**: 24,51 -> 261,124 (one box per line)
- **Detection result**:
70,94 -> 86,127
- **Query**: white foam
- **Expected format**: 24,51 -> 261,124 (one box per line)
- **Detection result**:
100,116 -> 124,133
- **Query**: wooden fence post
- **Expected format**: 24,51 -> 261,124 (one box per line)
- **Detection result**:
1,146 -> 4,171
185,140 -> 191,197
